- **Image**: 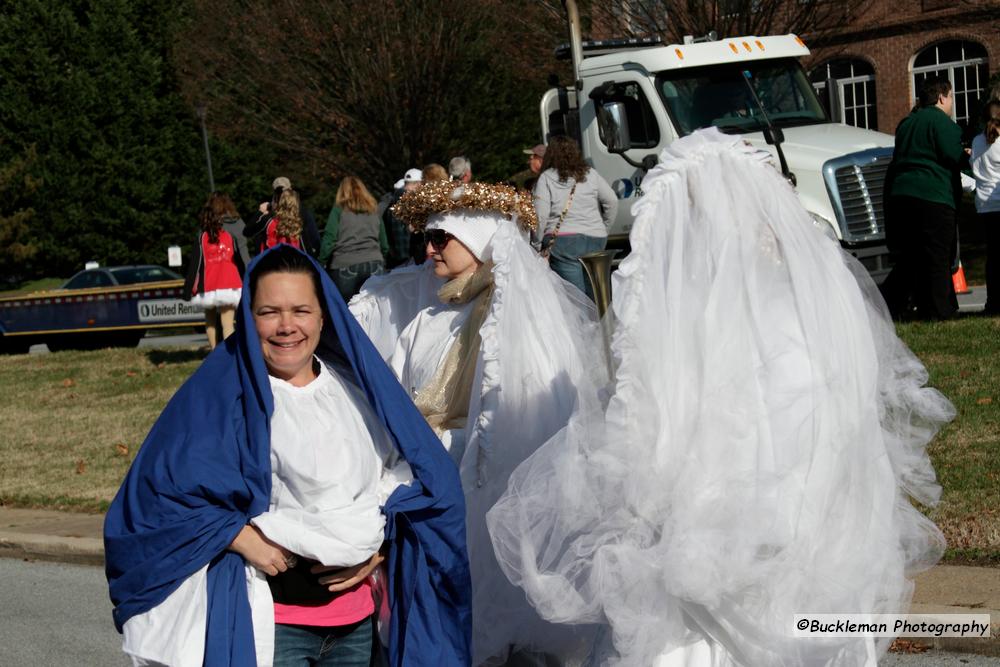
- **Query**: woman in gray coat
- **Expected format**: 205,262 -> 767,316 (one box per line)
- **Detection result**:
533,136 -> 618,299
319,176 -> 389,302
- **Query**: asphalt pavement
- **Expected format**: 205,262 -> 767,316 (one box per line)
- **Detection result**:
0,558 -> 130,666
1,506 -> 998,661
0,556 -> 994,666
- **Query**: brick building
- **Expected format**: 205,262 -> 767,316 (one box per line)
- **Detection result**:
803,0 -> 999,139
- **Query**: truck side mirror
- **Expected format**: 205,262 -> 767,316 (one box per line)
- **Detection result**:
597,100 -> 632,153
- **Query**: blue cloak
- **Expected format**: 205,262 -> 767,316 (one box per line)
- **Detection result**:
104,245 -> 472,666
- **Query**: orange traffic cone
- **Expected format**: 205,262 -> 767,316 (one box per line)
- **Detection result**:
952,261 -> 970,295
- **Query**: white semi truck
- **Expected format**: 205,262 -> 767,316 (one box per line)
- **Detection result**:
544,5 -> 895,281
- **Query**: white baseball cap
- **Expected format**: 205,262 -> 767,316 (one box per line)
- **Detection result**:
393,168 -> 423,190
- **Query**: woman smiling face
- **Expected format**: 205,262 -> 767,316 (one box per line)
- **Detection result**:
252,271 -> 323,386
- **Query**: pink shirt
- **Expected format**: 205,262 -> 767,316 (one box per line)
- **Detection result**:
273,579 -> 374,627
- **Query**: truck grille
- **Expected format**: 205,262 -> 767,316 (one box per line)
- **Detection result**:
823,149 -> 893,245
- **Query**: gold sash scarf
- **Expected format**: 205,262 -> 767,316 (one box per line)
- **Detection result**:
413,262 -> 494,434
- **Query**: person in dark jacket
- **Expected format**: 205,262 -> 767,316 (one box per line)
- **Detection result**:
319,176 -> 389,302
881,76 -> 967,320
381,168 -> 423,269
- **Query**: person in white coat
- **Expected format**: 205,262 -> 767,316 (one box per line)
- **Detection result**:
971,98 -> 1000,315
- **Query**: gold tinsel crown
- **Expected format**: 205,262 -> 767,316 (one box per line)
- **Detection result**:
391,181 -> 537,232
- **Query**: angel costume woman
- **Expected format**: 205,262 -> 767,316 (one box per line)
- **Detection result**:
349,181 -> 607,664
488,129 -> 954,666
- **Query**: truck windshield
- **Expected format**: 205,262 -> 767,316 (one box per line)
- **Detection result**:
656,58 -> 827,136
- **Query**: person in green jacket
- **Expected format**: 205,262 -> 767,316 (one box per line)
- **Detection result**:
318,176 -> 389,303
882,76 -> 967,319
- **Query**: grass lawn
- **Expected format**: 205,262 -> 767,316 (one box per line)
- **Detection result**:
0,277 -> 66,297
0,316 -> 997,562
897,315 -> 1000,563
0,346 -> 205,512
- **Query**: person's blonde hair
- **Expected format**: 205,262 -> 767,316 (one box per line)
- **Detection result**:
422,163 -> 448,182
335,176 -> 378,214
274,189 -> 303,241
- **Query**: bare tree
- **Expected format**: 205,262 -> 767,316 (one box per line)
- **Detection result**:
176,0 -> 562,194
535,0 -> 859,45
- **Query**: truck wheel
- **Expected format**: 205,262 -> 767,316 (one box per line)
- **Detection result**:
118,330 -> 145,348
45,335 -> 73,352
0,335 -> 32,355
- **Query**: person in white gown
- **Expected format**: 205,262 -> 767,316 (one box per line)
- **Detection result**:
350,180 -> 608,665
487,129 -> 955,666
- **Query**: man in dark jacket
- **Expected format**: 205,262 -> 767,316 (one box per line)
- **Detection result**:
882,76 -> 967,319
382,168 -> 423,268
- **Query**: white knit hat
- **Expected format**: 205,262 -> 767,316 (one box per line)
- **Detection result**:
426,209 -> 503,262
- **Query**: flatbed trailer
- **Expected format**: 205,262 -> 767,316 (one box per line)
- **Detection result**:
0,280 -> 204,353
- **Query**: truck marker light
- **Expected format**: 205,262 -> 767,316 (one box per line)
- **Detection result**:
729,43 -> 739,54
756,40 -> 765,50
742,41 -> 752,52
87,319 -> 96,326
795,36 -> 806,47
675,48 -> 684,59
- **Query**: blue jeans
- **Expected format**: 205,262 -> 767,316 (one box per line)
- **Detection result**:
544,234 -> 607,300
273,616 -> 378,667
327,261 -> 385,304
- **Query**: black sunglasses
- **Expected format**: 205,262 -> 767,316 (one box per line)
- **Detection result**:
424,229 -> 454,252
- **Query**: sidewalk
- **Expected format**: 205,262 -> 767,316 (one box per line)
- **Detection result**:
1,506 -> 997,654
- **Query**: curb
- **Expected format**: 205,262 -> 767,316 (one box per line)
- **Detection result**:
0,531 -> 104,567
906,603 -> 1000,656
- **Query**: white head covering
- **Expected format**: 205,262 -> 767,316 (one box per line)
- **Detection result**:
426,209 -> 502,262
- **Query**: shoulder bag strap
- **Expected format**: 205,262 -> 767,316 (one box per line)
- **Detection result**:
547,181 -> 577,252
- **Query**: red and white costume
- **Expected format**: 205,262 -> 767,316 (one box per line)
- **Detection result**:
190,230 -> 243,308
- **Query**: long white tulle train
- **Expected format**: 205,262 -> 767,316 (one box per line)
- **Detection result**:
488,129 -> 953,666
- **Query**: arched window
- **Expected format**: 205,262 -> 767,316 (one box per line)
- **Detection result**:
810,59 -> 878,130
911,40 -> 989,129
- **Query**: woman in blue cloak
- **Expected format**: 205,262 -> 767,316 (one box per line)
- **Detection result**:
104,245 -> 471,666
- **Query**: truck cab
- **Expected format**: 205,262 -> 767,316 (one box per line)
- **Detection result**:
542,34 -> 894,281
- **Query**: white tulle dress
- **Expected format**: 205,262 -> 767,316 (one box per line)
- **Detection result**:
350,218 -> 608,665
487,129 -> 954,666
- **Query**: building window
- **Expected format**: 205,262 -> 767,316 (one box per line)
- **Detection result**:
911,40 -> 989,131
810,59 -> 878,130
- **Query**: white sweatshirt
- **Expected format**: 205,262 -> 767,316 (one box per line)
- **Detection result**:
971,133 -> 1000,214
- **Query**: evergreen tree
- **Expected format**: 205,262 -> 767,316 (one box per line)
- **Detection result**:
0,0 -> 206,277
0,145 -> 40,282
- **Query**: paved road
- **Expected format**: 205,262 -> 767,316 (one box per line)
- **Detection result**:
883,651 -> 1000,665
0,558 -> 129,666
0,558 -> 995,666
958,285 -> 988,313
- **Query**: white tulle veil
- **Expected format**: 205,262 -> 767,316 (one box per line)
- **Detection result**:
487,129 -> 954,666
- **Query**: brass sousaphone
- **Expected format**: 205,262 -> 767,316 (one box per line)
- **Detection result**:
579,249 -> 618,379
